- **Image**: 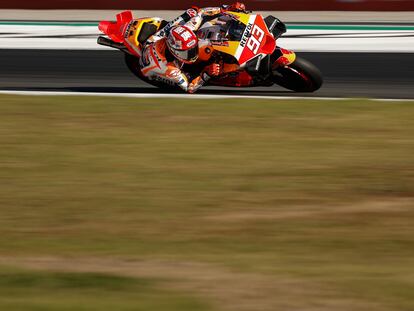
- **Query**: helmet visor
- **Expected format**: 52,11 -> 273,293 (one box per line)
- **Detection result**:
174,47 -> 198,63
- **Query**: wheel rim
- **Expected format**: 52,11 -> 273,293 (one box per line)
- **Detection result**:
284,67 -> 314,91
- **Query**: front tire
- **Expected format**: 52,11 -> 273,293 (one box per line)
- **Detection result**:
272,57 -> 323,92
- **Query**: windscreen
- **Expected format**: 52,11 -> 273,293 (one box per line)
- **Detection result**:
198,15 -> 246,42
225,19 -> 246,41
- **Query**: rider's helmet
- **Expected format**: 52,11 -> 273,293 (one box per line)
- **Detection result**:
166,25 -> 199,64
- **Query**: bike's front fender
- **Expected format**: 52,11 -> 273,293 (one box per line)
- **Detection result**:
272,47 -> 296,67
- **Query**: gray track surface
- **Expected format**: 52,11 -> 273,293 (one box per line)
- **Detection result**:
0,49 -> 413,99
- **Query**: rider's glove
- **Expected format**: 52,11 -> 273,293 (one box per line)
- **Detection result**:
222,2 -> 246,12
202,63 -> 222,82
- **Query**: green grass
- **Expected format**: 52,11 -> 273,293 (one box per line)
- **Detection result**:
0,94 -> 414,311
0,267 -> 210,311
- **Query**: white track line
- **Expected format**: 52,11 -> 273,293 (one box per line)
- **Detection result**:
0,90 -> 412,102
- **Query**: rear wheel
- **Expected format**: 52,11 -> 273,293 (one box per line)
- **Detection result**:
272,57 -> 323,92
124,53 -> 142,80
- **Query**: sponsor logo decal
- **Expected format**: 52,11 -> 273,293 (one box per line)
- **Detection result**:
211,40 -> 229,47
186,8 -> 198,18
187,39 -> 196,48
235,15 -> 274,65
174,26 -> 193,41
240,22 -> 253,48
153,75 -> 176,85
124,21 -> 134,38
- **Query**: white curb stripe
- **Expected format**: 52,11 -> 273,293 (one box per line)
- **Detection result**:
0,90 -> 412,102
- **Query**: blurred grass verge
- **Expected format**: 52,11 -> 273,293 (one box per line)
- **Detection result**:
0,94 -> 413,311
0,266 -> 209,311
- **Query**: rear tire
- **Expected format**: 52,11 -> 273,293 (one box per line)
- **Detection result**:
124,53 -> 143,80
272,57 -> 323,92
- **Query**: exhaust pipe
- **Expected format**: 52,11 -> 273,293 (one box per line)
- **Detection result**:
97,36 -> 131,54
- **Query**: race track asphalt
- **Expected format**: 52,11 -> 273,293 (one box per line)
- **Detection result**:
0,49 -> 413,99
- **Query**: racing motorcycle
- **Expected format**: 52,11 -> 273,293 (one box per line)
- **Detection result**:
98,10 -> 323,92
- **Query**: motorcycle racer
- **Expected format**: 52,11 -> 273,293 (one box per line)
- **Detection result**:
138,3 -> 246,93
98,5 -> 323,94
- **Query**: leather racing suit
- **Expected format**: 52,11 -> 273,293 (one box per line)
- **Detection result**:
138,5 -> 245,93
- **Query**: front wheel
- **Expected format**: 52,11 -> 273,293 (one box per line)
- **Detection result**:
272,57 -> 323,92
